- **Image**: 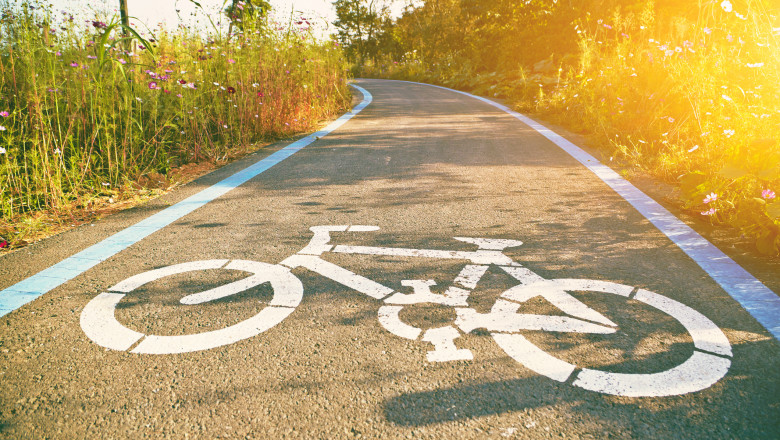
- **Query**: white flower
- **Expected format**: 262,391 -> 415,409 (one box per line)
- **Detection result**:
0,147 -> 6,154
720,0 -> 733,12
747,62 -> 764,68
722,94 -> 732,101
688,145 -> 699,152
723,129 -> 735,137
0,126 -> 5,131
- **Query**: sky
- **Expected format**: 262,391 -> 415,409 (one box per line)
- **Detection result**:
42,0 -> 404,37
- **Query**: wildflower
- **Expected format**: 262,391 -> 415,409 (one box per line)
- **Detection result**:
135,97 -> 143,102
55,51 -> 62,56
92,20 -> 107,29
223,124 -> 228,128
118,58 -> 126,64
667,117 -> 675,123
227,86 -> 236,94
701,208 -> 717,216
257,91 -> 264,97
228,58 -> 236,64
0,147 -> 6,153
704,192 -> 718,204
54,148 -> 61,155
87,55 -> 97,59
252,83 -> 259,88
101,182 -> 110,186
148,81 -> 158,89
747,63 -> 764,68
0,111 -> 8,117
70,62 -> 79,67
722,94 -> 732,101
176,94 -> 182,98
213,82 -> 220,86
720,0 -> 733,12
0,126 -> 5,131
723,129 -> 735,138
0,240 -> 7,248
703,27 -> 712,34
47,88 -> 58,93
688,145 -> 699,152
762,189 -> 776,200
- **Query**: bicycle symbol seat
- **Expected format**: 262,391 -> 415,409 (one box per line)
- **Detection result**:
81,225 -> 732,397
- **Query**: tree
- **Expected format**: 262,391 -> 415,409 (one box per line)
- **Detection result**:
333,0 -> 386,64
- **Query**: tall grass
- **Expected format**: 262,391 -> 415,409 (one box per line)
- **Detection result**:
0,0 -> 350,244
364,1 -> 780,255
534,1 -> 780,255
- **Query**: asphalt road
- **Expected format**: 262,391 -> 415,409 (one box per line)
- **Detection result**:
1,79 -> 778,439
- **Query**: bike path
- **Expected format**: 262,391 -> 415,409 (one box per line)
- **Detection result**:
0,79 -> 778,438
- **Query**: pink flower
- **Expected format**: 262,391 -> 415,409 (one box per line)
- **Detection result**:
0,111 -> 8,117
701,208 -> 717,216
148,81 -> 158,89
762,189 -> 776,200
70,62 -> 79,67
228,58 -> 236,64
703,192 -> 718,204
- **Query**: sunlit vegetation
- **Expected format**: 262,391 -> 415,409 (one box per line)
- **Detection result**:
336,0 -> 780,256
0,0 -> 350,248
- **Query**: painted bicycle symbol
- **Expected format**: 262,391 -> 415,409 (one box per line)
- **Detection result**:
81,225 -> 732,397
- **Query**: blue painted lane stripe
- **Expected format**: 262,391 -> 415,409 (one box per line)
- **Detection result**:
0,85 -> 373,317
410,80 -> 780,340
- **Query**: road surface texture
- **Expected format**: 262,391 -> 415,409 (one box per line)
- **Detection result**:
0,79 -> 778,438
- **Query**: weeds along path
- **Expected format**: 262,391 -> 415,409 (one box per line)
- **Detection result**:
0,1 -> 351,249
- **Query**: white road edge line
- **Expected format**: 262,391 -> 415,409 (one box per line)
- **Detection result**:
389,79 -> 780,341
0,84 -> 373,317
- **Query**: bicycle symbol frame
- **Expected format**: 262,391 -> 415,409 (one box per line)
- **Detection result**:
81,225 -> 732,397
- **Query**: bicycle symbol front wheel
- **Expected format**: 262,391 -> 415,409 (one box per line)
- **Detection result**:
490,279 -> 732,397
80,260 -> 303,354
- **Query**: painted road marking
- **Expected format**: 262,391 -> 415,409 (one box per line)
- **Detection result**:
80,260 -> 303,354
77,223 -> 734,396
393,79 -> 780,342
0,85 -> 373,317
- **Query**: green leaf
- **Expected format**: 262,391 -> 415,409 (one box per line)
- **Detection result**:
680,172 -> 706,199
755,232 -> 779,256
767,202 -> 780,220
718,163 -> 748,180
757,167 -> 780,181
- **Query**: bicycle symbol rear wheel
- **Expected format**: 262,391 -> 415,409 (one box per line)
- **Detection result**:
80,260 -> 303,354
490,279 -> 732,397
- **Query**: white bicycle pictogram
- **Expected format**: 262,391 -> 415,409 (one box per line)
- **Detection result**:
81,225 -> 732,397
